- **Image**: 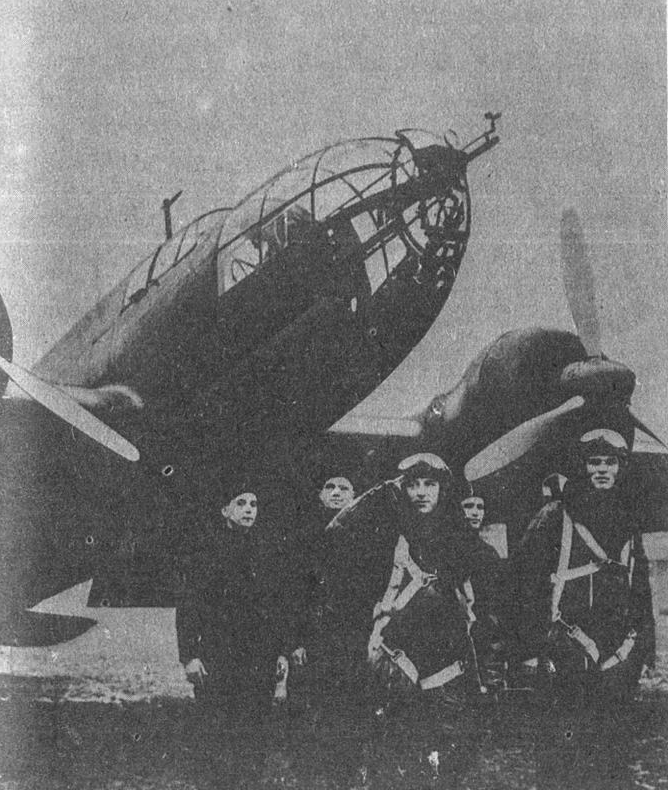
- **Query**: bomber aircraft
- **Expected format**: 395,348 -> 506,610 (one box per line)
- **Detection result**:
0,113 -> 502,645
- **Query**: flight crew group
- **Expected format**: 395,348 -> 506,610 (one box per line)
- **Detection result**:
175,427 -> 654,788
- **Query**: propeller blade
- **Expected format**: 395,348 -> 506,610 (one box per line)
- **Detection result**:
465,396 -> 584,481
630,410 -> 666,449
560,208 -> 601,356
0,356 -> 140,462
329,414 -> 422,437
0,293 -> 13,395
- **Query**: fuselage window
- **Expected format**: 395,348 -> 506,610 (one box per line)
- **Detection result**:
351,214 -> 377,244
364,236 -> 407,294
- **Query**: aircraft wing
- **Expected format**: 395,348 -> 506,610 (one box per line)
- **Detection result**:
0,394 -> 218,620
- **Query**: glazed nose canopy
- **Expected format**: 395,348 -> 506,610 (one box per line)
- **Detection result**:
559,357 -> 636,403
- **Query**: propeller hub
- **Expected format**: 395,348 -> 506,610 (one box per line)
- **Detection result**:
559,357 -> 635,404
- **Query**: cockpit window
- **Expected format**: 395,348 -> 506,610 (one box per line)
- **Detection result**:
214,133 -> 458,299
151,210 -> 224,284
120,128 -> 470,314
216,200 -> 312,294
122,209 -> 228,310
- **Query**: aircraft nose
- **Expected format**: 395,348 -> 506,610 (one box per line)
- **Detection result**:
559,357 -> 635,403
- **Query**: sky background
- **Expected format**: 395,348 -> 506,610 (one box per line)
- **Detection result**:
0,0 -> 666,437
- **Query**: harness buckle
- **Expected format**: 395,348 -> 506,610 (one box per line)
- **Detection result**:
554,611 -> 572,631
558,616 -> 583,640
564,621 -> 578,637
379,641 -> 405,664
605,558 -> 626,570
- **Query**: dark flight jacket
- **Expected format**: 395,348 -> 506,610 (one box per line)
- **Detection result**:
176,521 -> 296,692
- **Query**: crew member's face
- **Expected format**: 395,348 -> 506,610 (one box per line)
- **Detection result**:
406,477 -> 440,514
461,496 -> 485,529
585,456 -> 620,490
222,492 -> 258,529
319,477 -> 355,510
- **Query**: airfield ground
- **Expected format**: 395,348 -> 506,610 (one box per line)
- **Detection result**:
0,548 -> 667,790
0,618 -> 666,789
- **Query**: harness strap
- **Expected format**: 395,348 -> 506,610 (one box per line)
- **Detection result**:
573,521 -> 609,560
379,641 -> 419,684
554,619 -> 600,663
369,535 -> 466,690
457,579 -> 477,624
376,550 -> 406,615
368,615 -> 390,664
551,513 -> 617,620
551,561 -> 602,584
600,630 -> 638,671
378,638 -> 464,690
622,538 -> 634,585
377,535 -> 437,615
420,660 -> 465,690
572,520 -> 633,575
393,576 -> 432,612
551,512 -> 603,664
551,510 -> 574,622
551,511 -> 638,669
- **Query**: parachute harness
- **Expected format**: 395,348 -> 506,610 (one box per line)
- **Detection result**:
368,534 -> 467,689
551,510 -> 636,671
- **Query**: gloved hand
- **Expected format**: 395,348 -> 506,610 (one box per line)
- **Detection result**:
184,657 -> 208,687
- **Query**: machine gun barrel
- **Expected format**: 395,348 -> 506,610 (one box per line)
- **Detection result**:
464,134 -> 500,162
462,111 -> 501,163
